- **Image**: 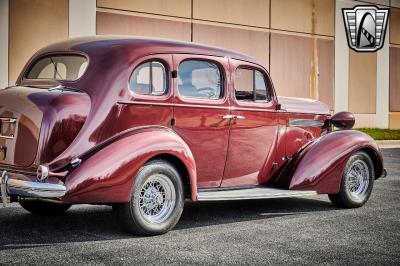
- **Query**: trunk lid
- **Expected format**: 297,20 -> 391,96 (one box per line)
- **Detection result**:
0,86 -> 61,167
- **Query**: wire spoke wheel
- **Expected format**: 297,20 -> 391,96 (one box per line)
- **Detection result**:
138,174 -> 176,224
344,159 -> 370,203
328,151 -> 375,209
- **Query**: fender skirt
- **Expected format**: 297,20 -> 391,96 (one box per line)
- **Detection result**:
62,127 -> 197,203
283,130 -> 384,194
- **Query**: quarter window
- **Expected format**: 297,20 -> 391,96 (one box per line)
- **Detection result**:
178,60 -> 222,100
130,61 -> 167,95
234,68 -> 272,102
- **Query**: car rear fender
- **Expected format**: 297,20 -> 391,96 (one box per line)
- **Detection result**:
286,130 -> 384,194
62,126 -> 197,203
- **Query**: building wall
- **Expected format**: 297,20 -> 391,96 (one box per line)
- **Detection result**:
2,0 -> 96,85
96,0 -> 335,110
335,0 -> 391,128
9,0 -> 69,84
0,0 -> 398,128
0,0 -> 8,89
390,5 -> 400,128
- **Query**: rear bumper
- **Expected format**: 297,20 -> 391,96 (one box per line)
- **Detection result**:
1,170 -> 66,205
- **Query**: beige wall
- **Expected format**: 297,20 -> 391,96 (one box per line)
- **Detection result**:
390,7 -> 400,128
193,22 -> 269,68
193,0 -> 270,28
9,0 -> 68,84
271,0 -> 334,36
348,51 -> 377,114
0,0 -> 8,89
270,33 -> 334,109
317,38 -> 334,109
96,0 -> 335,109
270,33 -> 313,99
97,0 -> 191,18
390,113 -> 400,129
391,8 -> 400,45
390,47 -> 400,112
69,0 -> 96,38
97,10 -> 191,41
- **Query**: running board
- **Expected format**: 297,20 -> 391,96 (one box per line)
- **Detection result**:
197,187 -> 317,201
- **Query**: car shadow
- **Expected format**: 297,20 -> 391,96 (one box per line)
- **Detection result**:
0,197 -> 334,250
176,197 -> 334,230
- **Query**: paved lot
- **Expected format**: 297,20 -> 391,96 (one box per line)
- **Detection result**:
0,149 -> 399,265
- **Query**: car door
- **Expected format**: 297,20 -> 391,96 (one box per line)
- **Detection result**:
172,54 -> 231,188
116,54 -> 174,132
221,59 -> 279,187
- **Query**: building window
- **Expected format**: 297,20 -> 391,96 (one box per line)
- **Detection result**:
234,68 -> 272,102
178,60 -> 222,100
130,61 -> 167,95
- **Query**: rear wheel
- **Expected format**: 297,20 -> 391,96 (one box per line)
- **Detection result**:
328,151 -> 374,208
19,200 -> 72,215
113,160 -> 184,236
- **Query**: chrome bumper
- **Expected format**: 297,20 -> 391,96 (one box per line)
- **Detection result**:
1,170 -> 66,206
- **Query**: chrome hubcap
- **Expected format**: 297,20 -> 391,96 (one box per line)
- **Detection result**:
139,174 -> 176,224
345,159 -> 370,203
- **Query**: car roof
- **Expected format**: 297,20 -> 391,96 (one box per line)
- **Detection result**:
36,36 -> 258,65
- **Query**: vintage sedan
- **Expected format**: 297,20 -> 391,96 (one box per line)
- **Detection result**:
0,36 -> 385,235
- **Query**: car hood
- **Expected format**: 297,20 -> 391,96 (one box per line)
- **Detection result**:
278,96 -> 330,115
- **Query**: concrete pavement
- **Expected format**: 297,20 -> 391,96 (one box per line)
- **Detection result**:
0,149 -> 399,265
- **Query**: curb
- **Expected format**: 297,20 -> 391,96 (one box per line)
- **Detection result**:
376,140 -> 400,149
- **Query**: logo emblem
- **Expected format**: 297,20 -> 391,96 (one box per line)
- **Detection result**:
342,6 -> 389,52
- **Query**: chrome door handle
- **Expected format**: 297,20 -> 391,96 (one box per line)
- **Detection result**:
222,115 -> 235,119
222,115 -> 246,120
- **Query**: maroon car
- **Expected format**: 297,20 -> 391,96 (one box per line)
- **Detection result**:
0,36 -> 385,235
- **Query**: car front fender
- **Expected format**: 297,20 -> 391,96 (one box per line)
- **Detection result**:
287,130 -> 384,194
62,126 -> 197,203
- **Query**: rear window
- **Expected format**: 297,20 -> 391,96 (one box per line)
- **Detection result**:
26,55 -> 88,81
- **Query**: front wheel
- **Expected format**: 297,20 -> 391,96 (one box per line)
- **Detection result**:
113,160 -> 184,236
328,151 -> 374,208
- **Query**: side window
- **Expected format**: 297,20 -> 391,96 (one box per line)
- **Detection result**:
130,61 -> 167,95
234,67 -> 272,102
178,60 -> 222,100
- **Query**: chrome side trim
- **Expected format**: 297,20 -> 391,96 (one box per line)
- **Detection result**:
70,158 -> 82,168
1,170 -> 66,200
289,119 -> 325,127
118,101 -> 278,113
197,186 -> 317,201
0,135 -> 14,139
0,118 -> 17,123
